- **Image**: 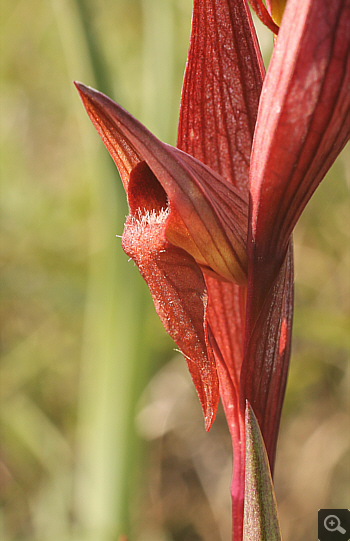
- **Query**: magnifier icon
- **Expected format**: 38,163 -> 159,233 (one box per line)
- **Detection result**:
324,515 -> 346,534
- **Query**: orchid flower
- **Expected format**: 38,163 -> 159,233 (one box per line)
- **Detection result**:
76,0 -> 349,538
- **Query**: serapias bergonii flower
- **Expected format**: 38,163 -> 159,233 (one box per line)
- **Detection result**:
75,81 -> 249,430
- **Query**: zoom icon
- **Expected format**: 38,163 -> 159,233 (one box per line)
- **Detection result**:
319,509 -> 350,541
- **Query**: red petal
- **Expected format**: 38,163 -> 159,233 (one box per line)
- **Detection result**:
177,3 -> 264,536
250,0 -> 350,277
242,241 -> 294,470
243,0 -> 349,470
177,0 -> 264,191
122,211 -> 219,430
206,279 -> 246,540
167,147 -> 248,284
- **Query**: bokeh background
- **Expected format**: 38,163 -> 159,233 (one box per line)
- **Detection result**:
1,1 -> 349,540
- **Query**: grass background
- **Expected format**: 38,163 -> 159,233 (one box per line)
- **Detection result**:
1,0 -> 349,540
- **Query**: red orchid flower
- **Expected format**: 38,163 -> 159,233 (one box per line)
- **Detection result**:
75,82 -> 249,430
76,0 -> 349,538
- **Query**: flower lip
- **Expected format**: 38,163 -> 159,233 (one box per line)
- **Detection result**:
127,160 -> 168,215
121,195 -> 219,431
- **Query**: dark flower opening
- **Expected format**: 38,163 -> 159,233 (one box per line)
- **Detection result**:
127,161 -> 168,216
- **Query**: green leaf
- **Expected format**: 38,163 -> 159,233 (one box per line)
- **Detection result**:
243,402 -> 283,541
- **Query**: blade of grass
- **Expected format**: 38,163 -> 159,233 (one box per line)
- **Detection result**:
141,0 -> 175,143
51,0 -> 160,538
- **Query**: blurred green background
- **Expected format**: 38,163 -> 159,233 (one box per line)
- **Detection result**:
0,1 -> 349,540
